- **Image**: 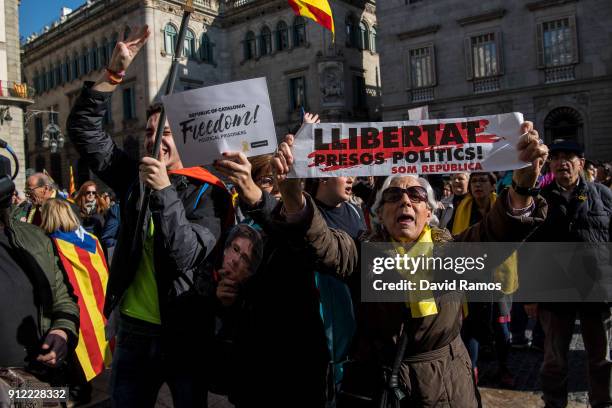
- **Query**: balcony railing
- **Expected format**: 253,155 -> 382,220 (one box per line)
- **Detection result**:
227,0 -> 258,8
545,65 -> 575,84
0,80 -> 36,101
473,77 -> 500,94
411,87 -> 434,103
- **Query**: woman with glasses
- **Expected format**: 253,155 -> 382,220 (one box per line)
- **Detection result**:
213,122 -> 549,407
74,181 -> 109,240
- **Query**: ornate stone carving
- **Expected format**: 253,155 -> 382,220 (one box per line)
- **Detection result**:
318,62 -> 344,107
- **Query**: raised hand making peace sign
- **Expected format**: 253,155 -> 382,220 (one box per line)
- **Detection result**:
109,25 -> 151,73
94,25 -> 150,92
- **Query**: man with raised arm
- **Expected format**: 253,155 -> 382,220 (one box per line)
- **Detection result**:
67,26 -> 233,408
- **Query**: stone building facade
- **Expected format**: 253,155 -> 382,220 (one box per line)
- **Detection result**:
0,0 -> 32,190
22,0 -> 379,189
378,0 -> 612,160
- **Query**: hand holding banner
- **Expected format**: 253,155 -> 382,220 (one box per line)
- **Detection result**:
163,77 -> 278,167
289,112 -> 530,178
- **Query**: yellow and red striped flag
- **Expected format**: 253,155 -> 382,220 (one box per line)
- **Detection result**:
50,228 -> 112,381
288,0 -> 335,39
69,165 -> 76,197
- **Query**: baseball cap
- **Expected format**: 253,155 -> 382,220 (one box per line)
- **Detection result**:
549,139 -> 584,158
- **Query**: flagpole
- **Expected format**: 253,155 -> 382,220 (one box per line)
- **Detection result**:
131,0 -> 195,254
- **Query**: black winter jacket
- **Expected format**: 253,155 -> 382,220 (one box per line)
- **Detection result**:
67,83 -> 232,341
531,177 -> 612,311
531,177 -> 612,243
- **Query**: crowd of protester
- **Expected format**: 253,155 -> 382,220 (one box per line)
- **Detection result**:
1,25 -> 611,408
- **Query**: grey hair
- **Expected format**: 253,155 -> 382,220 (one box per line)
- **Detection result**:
28,172 -> 57,190
370,175 -> 440,231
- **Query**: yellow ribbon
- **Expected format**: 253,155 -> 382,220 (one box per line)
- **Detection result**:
393,226 -> 438,318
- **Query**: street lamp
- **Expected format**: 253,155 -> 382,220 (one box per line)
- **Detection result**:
24,108 -> 65,153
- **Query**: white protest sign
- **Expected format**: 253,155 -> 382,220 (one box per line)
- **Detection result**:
289,112 -> 529,178
162,77 -> 277,166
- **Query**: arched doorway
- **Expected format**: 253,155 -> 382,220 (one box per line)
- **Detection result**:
544,107 -> 583,145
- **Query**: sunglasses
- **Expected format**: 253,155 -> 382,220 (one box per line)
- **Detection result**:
86,191 -> 97,196
381,186 -> 428,204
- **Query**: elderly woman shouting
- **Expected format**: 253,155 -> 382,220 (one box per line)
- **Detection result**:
214,122 -> 548,407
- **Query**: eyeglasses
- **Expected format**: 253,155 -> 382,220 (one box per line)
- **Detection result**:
255,175 -> 274,188
381,186 -> 428,204
24,185 -> 45,196
86,191 -> 97,196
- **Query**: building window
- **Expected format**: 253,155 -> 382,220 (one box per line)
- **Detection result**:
358,21 -> 369,50
260,26 -> 272,56
164,24 -> 177,55
81,50 -> 89,75
72,55 -> 80,79
48,66 -> 55,89
46,69 -> 52,91
345,14 -> 357,47
109,33 -> 118,60
100,40 -> 109,67
46,68 -> 52,90
370,26 -> 377,53
62,61 -> 69,83
293,16 -> 306,47
244,31 -> 256,60
123,26 -> 131,41
289,76 -> 306,110
54,64 -> 61,87
200,33 -> 213,63
33,72 -> 40,94
465,32 -> 502,79
122,87 -> 136,120
184,29 -> 196,59
353,76 -> 367,109
90,45 -> 99,70
537,16 -> 578,68
35,117 -> 43,143
408,45 -> 436,88
276,21 -> 289,51
51,153 -> 62,188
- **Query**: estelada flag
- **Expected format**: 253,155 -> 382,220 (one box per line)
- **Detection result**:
69,165 -> 76,196
50,227 -> 112,381
288,0 -> 335,39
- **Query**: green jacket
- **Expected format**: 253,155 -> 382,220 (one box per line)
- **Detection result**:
5,218 -> 79,348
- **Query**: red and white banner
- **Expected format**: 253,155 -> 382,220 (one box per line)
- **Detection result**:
289,112 -> 529,177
